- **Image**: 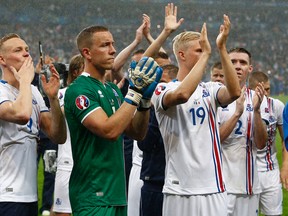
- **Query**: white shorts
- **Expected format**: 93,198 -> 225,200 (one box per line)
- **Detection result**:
163,192 -> 227,216
227,193 -> 259,216
127,163 -> 143,216
52,169 -> 72,213
258,169 -> 282,215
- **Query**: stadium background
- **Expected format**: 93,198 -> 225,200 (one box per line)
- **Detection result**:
1,0 -> 288,215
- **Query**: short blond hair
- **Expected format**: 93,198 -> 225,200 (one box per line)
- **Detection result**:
0,33 -> 20,52
172,31 -> 201,62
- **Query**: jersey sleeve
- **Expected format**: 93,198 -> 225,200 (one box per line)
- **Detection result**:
64,84 -> 101,124
31,85 -> 49,112
0,86 -> 9,104
151,81 -> 177,112
58,88 -> 67,107
205,81 -> 224,108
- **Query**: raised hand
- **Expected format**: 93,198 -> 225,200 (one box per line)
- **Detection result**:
199,23 -> 211,56
40,64 -> 61,99
125,57 -> 163,106
216,14 -> 231,50
235,87 -> 245,116
143,14 -> 151,38
134,17 -> 146,44
9,56 -> 35,84
252,82 -> 265,111
164,3 -> 184,33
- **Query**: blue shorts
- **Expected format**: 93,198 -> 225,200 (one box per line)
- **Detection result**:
0,202 -> 38,216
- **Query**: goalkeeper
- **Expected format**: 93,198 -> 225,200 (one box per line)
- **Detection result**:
64,25 -> 162,216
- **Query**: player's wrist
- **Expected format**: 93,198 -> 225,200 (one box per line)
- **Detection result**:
137,98 -> 151,111
124,88 -> 142,106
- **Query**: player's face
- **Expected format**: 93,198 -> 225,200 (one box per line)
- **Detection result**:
184,39 -> 202,70
160,69 -> 170,83
263,80 -> 270,96
229,52 -> 253,87
89,31 -> 116,71
211,68 -> 225,84
0,37 -> 30,71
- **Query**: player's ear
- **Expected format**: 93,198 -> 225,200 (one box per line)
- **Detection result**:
82,48 -> 91,60
248,65 -> 253,74
0,54 -> 5,65
178,51 -> 185,60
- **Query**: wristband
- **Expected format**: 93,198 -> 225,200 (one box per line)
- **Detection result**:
124,88 -> 142,106
137,98 -> 151,111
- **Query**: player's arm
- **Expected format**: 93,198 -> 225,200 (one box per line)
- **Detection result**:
162,23 -> 210,109
111,19 -> 147,82
83,57 -> 162,141
39,64 -> 66,144
142,14 -> 166,54
0,57 -> 34,124
219,87 -> 245,142
143,3 -> 184,58
83,102 -> 148,140
137,108 -> 160,151
213,15 -> 241,106
252,83 -> 267,149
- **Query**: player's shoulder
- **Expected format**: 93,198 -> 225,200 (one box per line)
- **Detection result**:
271,97 -> 284,107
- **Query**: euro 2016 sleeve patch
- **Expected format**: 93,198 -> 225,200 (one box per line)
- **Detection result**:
155,85 -> 166,96
75,95 -> 90,110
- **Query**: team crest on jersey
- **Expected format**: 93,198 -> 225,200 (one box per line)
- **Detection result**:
155,85 -> 166,95
32,99 -> 37,105
246,104 -> 253,112
265,107 -> 269,113
75,95 -> 90,110
202,89 -> 210,97
55,198 -> 62,206
269,116 -> 275,123
58,92 -> 64,100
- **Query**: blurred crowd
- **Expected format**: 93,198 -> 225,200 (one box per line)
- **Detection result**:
1,0 -> 288,95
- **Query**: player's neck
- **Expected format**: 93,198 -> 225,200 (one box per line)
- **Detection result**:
83,65 -> 106,83
2,70 -> 20,89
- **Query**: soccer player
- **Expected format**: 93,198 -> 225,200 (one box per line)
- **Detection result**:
150,5 -> 241,215
210,61 -> 225,84
218,48 -> 269,216
138,64 -> 178,216
64,25 -> 162,216
0,33 -> 66,216
248,71 -> 288,216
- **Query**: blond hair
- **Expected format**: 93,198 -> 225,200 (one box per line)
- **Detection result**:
172,31 -> 200,62
0,33 -> 20,52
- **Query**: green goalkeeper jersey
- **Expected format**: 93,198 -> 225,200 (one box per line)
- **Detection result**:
64,74 -> 126,211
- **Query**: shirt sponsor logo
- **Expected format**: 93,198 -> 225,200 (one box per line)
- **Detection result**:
75,95 -> 90,110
